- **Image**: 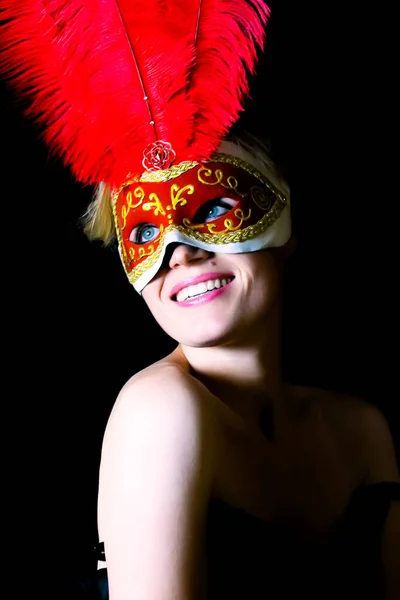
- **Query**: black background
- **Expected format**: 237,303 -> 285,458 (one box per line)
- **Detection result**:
1,1 -> 398,587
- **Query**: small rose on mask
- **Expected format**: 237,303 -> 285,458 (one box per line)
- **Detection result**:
142,141 -> 176,171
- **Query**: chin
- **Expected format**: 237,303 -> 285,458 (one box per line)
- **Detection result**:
181,333 -> 232,349
161,316 -> 245,348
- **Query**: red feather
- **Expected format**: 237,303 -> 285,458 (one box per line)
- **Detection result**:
188,0 -> 270,160
0,0 -> 269,187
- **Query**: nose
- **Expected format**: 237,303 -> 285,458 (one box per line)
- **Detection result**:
167,243 -> 213,270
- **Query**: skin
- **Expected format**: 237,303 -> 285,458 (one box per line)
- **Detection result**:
97,241 -> 399,600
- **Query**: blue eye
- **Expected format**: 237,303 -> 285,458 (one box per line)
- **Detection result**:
205,205 -> 227,221
193,198 -> 237,224
129,223 -> 160,244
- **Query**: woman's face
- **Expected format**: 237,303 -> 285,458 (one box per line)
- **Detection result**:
141,243 -> 286,348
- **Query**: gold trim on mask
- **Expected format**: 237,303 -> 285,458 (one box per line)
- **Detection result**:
139,161 -> 199,182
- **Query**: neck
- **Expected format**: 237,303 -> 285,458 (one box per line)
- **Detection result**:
176,303 -> 286,427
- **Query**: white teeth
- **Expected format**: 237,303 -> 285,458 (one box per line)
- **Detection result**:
186,285 -> 196,298
175,277 -> 232,302
197,282 -> 208,295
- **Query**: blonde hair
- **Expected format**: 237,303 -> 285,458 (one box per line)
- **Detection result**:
82,182 -> 115,244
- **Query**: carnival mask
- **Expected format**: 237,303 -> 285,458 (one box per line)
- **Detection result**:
113,152 -> 290,293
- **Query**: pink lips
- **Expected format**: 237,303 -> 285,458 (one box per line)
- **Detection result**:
175,281 -> 234,307
170,272 -> 234,299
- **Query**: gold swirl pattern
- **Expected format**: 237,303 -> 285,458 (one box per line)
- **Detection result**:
250,186 -> 274,211
171,184 -> 194,209
129,244 -> 155,263
197,166 -> 224,186
197,167 -> 247,197
121,188 -> 145,230
182,208 -> 251,234
117,183 -> 195,228
222,175 -> 248,198
142,193 -> 166,217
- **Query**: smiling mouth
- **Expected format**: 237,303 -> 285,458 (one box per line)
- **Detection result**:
173,276 -> 234,302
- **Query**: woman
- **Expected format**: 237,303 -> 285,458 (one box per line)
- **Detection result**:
1,2 -> 398,598
91,134 -> 399,599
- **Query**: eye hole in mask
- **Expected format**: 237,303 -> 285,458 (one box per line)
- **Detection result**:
129,223 -> 160,244
191,197 -> 237,224
129,197 -> 238,245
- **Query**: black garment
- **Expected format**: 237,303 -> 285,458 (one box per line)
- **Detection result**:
74,482 -> 399,599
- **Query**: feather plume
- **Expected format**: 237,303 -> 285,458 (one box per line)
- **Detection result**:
187,0 -> 270,160
0,0 -> 269,187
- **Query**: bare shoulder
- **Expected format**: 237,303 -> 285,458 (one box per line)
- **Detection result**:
307,386 -> 399,484
100,358 -> 217,478
97,359 -> 217,597
104,357 -> 216,437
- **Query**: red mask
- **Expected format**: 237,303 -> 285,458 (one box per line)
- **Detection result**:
112,153 -> 290,292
